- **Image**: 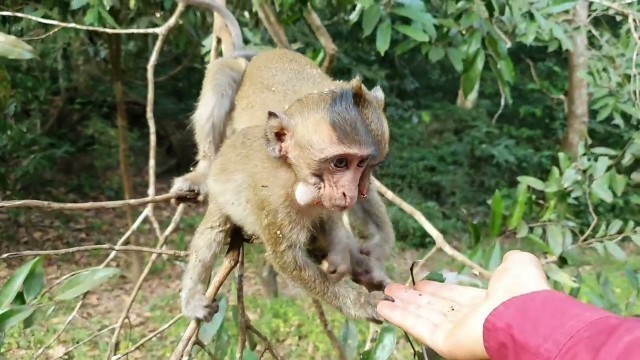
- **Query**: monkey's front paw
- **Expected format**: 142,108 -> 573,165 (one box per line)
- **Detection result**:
351,253 -> 390,292
364,291 -> 386,324
170,171 -> 208,204
182,294 -> 219,322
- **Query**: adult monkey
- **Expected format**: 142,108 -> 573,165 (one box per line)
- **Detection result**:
173,2 -> 394,319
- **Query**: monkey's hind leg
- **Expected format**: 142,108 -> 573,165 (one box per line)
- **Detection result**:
181,202 -> 232,321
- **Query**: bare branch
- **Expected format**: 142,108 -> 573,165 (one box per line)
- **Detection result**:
0,245 -> 187,260
237,247 -> 248,360
303,3 -> 338,73
34,209 -> 148,357
0,11 -> 162,34
22,26 -> 64,40
248,324 -> 281,360
312,299 -> 346,360
57,325 -> 117,359
373,178 -> 492,279
405,245 -> 438,286
108,205 -> 186,358
170,235 -> 243,360
0,192 -> 194,211
111,314 -> 183,360
255,0 -> 291,49
184,0 -> 244,52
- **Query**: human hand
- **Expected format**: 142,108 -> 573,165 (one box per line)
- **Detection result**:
377,250 -> 551,360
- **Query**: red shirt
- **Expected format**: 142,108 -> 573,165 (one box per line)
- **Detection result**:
483,290 -> 640,359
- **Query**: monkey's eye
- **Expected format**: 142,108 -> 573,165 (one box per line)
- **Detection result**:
331,157 -> 349,169
356,158 -> 369,168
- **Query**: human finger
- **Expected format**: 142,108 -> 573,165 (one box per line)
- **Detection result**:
383,284 -> 458,323
377,300 -> 441,345
414,280 -> 485,304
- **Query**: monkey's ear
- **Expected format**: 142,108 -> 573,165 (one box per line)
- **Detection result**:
265,111 -> 291,158
371,85 -> 385,110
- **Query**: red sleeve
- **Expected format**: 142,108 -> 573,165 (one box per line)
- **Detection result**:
483,289 -> 640,360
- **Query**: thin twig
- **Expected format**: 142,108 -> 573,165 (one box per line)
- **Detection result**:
312,299 -> 346,360
373,178 -> 492,279
111,314 -> 183,360
589,0 -> 640,19
22,26 -> 64,40
248,324 -> 281,360
405,245 -> 438,286
0,192 -> 194,211
0,11 -> 163,34
237,247 -> 247,360
108,205 -> 185,358
196,339 -> 217,359
56,325 -> 117,359
0,245 -> 187,260
578,185 -> 598,243
303,3 -> 338,73
170,236 -> 243,360
34,209 -> 148,357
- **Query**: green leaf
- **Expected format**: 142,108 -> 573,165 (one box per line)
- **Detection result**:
370,325 -> 397,360
508,183 -> 529,230
425,272 -> 445,283
340,319 -> 359,360
461,49 -> 485,98
546,225 -> 564,256
593,156 -> 612,178
558,152 -> 572,172
625,267 -> 639,290
561,168 -> 579,188
541,1 -> 577,14
591,147 -> 618,156
0,258 -> 42,309
198,296 -> 228,344
0,305 -> 35,332
446,48 -> 464,73
607,219 -> 624,235
591,177 -> 614,203
375,17 -> 392,56
0,32 -> 37,60
516,221 -> 530,238
489,190 -> 503,237
610,172 -> 627,196
545,166 -> 562,193
54,268 -> 121,301
242,349 -> 259,360
394,25 -> 430,42
23,258 -> 45,302
71,0 -> 89,9
428,46 -> 445,62
391,7 -> 436,38
488,240 -> 502,271
362,5 -> 383,37
544,263 -> 578,287
23,305 -> 54,330
517,176 -> 546,191
604,241 -> 627,261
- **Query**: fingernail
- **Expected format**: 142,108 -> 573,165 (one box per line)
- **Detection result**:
383,295 -> 395,302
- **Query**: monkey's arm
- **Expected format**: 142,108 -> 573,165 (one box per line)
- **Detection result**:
181,203 -> 232,321
264,226 -> 383,322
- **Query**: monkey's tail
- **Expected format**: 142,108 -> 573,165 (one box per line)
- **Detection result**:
191,56 -> 249,160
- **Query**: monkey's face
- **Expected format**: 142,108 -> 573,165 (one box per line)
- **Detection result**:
315,153 -> 370,211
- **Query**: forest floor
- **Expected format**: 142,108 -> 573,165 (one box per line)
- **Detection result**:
0,180 -> 451,360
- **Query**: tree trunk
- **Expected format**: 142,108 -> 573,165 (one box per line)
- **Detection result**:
563,1 -> 590,158
107,34 -> 142,279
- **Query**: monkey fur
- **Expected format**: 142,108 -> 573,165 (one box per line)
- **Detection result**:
172,47 -> 395,287
181,72 -> 391,322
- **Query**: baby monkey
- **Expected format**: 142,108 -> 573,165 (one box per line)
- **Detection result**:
172,46 -> 395,319
181,69 -> 391,322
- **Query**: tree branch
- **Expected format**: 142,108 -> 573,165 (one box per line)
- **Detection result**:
312,299 -> 346,360
170,235 -> 243,360
373,178 -> 492,279
0,192 -> 195,211
255,0 -> 291,49
0,11 -> 163,34
0,245 -> 187,260
303,3 -> 338,73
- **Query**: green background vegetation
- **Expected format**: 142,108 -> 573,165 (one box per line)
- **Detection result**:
1,0 -> 639,359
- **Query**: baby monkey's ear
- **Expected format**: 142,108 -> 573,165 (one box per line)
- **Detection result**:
265,111 -> 292,158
